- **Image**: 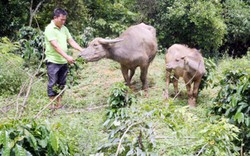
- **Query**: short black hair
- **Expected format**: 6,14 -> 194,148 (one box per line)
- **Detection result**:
53,8 -> 67,17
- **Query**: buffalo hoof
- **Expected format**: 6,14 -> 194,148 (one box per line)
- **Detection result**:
143,88 -> 149,97
164,91 -> 169,99
188,98 -> 196,108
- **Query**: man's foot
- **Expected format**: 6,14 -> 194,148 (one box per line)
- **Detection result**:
49,105 -> 56,110
49,104 -> 63,110
49,96 -> 63,109
54,104 -> 63,109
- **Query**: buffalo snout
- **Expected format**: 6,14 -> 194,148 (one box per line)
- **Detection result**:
78,49 -> 86,57
166,63 -> 172,70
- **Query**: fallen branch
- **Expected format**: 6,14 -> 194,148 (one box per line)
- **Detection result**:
17,72 -> 37,119
115,122 -> 141,156
61,105 -> 109,114
15,79 -> 29,119
14,53 -> 45,119
0,109 -> 11,120
155,136 -> 197,140
33,86 -> 67,119
195,143 -> 208,156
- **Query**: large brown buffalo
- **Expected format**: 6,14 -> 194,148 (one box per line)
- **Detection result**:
79,23 -> 158,90
165,44 -> 206,107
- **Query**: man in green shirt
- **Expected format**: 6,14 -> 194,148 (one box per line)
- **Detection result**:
44,8 -> 84,109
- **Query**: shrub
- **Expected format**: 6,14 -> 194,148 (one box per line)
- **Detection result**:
104,82 -> 136,126
210,69 -> 250,154
99,82 -> 157,155
0,54 -> 27,95
200,57 -> 217,90
0,119 -> 72,155
17,26 -> 45,67
0,37 -> 28,96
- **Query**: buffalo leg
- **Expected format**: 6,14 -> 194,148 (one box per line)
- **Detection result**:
121,65 -> 130,86
165,69 -> 171,99
192,78 -> 202,107
173,74 -> 180,97
129,68 -> 136,83
140,65 -> 149,90
184,78 -> 195,107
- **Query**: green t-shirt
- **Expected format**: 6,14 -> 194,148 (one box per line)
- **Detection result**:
44,20 -> 72,64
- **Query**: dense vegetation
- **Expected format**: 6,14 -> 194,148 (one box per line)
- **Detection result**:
1,0 -> 250,56
0,0 -> 250,155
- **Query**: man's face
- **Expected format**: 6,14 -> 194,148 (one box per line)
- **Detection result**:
54,14 -> 67,28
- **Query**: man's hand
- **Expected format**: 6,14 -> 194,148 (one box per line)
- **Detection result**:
65,55 -> 75,64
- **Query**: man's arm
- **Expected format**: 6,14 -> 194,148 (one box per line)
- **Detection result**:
68,38 -> 84,52
50,40 -> 75,64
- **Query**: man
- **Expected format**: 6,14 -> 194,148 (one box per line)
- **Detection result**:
44,8 -> 84,109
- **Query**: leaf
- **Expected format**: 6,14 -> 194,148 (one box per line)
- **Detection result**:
24,129 -> 38,151
2,131 -> 11,156
231,96 -> 237,107
103,119 -> 111,127
14,144 -> 28,156
0,131 -> 3,145
127,148 -> 134,155
49,132 -> 59,153
59,140 -> 69,155
38,139 -> 48,148
245,117 -> 250,127
234,112 -> 244,124
236,104 -> 247,113
113,120 -> 121,126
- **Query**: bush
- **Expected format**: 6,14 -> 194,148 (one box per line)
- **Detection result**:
17,26 -> 45,67
200,57 -> 217,90
210,67 -> 250,154
104,82 -> 136,126
99,83 -> 157,155
0,119 -> 72,155
0,54 -> 27,96
0,37 -> 28,96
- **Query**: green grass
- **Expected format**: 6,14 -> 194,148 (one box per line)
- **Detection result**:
0,53 -> 244,155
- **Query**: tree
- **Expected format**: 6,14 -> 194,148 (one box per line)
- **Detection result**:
152,0 -> 227,57
134,0 -> 158,21
36,0 -> 90,35
221,0 -> 250,57
81,0 -> 140,37
0,0 -> 29,38
28,0 -> 46,27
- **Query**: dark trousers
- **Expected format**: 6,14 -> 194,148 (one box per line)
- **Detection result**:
46,62 -> 68,97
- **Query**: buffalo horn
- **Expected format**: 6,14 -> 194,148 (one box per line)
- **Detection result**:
98,38 -> 123,44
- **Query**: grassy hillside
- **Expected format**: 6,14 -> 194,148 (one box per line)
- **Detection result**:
0,52 -> 245,155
